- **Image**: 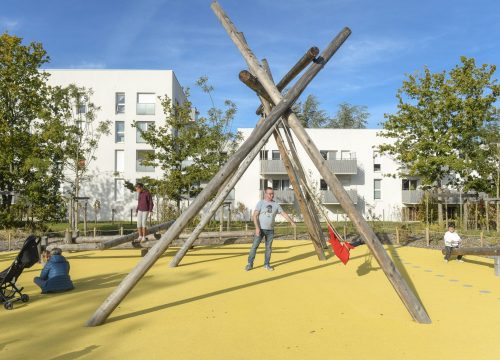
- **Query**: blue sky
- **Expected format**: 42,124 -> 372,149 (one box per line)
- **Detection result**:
2,0 -> 499,129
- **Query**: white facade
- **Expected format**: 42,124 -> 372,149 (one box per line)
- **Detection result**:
234,128 -> 417,222
46,69 -> 186,221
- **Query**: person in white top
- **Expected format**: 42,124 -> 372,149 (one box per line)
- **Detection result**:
443,224 -> 463,262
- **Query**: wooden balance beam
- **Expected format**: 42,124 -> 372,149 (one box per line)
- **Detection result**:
441,247 -> 500,276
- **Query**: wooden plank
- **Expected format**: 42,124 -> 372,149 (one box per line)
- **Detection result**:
85,15 -> 348,326
212,1 -> 430,324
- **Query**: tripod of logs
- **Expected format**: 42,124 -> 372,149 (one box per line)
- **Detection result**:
85,1 -> 431,326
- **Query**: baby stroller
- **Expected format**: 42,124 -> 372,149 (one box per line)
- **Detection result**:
0,235 -> 41,310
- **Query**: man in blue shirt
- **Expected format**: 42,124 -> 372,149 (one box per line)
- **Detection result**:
246,187 -> 296,271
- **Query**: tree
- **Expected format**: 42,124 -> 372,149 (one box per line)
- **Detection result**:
378,56 -> 499,222
293,94 -> 329,128
328,102 -> 369,128
60,85 -> 111,230
0,33 -> 69,227
136,78 -> 241,213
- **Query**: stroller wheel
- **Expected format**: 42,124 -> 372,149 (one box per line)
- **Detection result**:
21,294 -> 29,303
4,302 -> 13,310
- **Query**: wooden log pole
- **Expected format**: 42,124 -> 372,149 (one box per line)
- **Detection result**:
211,1 -> 430,324
440,247 -> 500,256
99,221 -> 174,250
256,47 -> 319,115
85,21 -> 347,326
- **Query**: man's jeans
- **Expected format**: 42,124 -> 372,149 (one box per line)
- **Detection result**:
444,246 -> 462,261
247,229 -> 274,266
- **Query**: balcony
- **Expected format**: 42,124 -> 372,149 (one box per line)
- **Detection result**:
136,103 -> 155,115
320,189 -> 358,204
274,189 -> 295,204
260,160 -> 287,174
260,158 -> 357,175
402,190 -> 463,205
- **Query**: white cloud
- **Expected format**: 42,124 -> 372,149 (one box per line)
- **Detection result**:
0,17 -> 19,30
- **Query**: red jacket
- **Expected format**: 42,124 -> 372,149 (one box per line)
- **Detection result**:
136,190 -> 154,212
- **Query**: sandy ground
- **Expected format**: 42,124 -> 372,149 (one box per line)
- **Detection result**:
1,240 -> 499,360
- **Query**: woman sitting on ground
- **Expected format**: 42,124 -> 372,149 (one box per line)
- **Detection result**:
33,248 -> 74,293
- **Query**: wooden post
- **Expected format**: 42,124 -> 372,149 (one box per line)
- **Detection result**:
425,226 -> 430,247
343,225 -> 347,240
130,209 -> 133,225
64,228 -> 72,244
396,228 -> 400,244
86,11 -> 350,326
485,201 -> 489,231
93,227 -> 97,238
8,232 -> 11,251
475,202 -> 478,230
120,226 -> 124,236
212,1 -> 430,323
480,231 -> 484,247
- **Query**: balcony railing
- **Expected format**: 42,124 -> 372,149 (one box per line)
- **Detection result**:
273,189 -> 295,204
402,190 -> 463,204
260,158 -> 357,174
136,103 -> 155,115
320,189 -> 358,204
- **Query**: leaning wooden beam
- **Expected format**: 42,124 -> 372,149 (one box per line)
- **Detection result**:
85,25 -> 349,327
212,1 -> 431,324
256,47 -> 319,115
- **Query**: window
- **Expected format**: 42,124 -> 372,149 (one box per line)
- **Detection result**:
271,150 -> 281,160
116,92 -> 125,114
320,179 -> 328,190
136,121 -> 154,143
259,179 -> 268,190
320,150 -> 328,160
272,179 -> 289,190
115,121 -> 125,143
373,151 -> 381,172
328,151 -> 338,160
136,150 -> 155,172
76,104 -> 87,114
114,179 -> 125,201
341,150 -> 351,160
136,93 -> 156,115
115,150 -> 124,173
259,150 -> 268,160
402,179 -> 418,190
374,179 -> 381,200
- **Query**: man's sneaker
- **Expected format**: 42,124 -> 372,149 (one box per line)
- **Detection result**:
457,259 -> 464,263
245,264 -> 253,271
444,259 -> 448,263
263,265 -> 274,271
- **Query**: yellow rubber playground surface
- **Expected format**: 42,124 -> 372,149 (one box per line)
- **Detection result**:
1,240 -> 499,360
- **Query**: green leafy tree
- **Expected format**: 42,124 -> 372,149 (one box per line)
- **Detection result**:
328,102 -> 369,128
136,78 -> 240,213
293,94 -> 329,128
378,57 -> 499,221
0,33 -> 69,227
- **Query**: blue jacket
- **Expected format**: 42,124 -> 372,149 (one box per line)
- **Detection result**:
39,255 -> 74,293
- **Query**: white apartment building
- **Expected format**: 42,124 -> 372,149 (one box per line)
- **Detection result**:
233,128 -> 444,222
46,69 -> 186,221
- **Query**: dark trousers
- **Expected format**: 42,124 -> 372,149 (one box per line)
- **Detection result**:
444,246 -> 462,261
33,277 -> 47,290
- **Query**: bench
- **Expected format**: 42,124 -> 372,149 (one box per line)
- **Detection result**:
441,247 -> 500,276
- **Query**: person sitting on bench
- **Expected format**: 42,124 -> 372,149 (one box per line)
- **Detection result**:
444,224 -> 463,263
34,248 -> 74,293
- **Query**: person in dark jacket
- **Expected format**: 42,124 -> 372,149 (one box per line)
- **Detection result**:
33,248 -> 74,293
135,183 -> 154,242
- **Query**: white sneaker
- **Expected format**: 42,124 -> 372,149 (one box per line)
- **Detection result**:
444,259 -> 448,263
457,259 -> 464,263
